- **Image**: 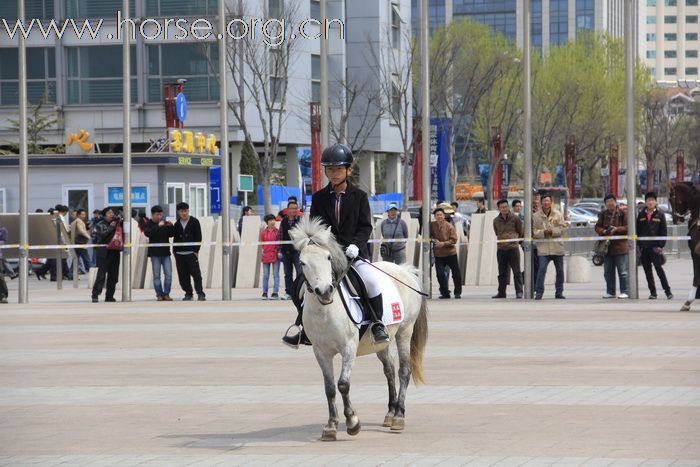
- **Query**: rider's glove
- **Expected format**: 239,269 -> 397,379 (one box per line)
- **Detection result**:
345,244 -> 359,259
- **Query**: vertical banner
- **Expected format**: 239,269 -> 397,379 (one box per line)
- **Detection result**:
677,150 -> 685,183
575,166 -> 584,198
555,165 -> 565,186
430,117 -> 451,202
479,164 -> 490,195
411,117 -> 421,201
310,103 -> 322,192
209,166 -> 221,214
653,169 -> 662,193
501,161 -> 512,198
297,147 -> 312,209
609,144 -> 619,197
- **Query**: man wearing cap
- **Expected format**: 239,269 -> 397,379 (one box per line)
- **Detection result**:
380,204 -> 409,264
636,192 -> 673,300
283,143 -> 391,348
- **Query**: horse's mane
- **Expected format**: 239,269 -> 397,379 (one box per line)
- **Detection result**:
289,217 -> 348,277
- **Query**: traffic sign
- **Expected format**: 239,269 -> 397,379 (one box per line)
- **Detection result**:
238,174 -> 254,192
175,92 -> 187,122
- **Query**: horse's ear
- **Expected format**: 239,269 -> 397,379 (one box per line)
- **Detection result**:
288,227 -> 309,251
312,226 -> 332,245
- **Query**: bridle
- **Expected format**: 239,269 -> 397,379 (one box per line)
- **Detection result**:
301,241 -> 353,303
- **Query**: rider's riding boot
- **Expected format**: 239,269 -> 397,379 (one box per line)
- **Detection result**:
367,295 -> 390,344
282,280 -> 312,349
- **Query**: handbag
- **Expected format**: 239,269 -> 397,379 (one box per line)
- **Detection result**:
107,224 -> 124,251
593,239 -> 609,256
381,219 -> 401,261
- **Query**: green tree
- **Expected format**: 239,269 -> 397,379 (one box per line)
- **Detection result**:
2,90 -> 63,154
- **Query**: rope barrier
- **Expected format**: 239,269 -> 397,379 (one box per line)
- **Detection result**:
0,235 -> 692,251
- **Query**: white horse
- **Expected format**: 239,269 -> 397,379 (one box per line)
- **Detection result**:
289,218 -> 428,441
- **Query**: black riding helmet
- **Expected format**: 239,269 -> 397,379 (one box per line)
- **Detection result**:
321,143 -> 353,167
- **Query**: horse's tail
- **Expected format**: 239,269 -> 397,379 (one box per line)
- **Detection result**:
410,296 -> 428,385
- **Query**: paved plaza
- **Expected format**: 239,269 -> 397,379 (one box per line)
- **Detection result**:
1,258 -> 700,466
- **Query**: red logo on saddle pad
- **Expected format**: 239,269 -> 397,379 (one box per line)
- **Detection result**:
392,303 -> 402,321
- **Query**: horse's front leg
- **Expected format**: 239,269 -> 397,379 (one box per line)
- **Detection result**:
314,348 -> 338,441
338,345 -> 361,436
376,346 -> 397,427
681,286 -> 697,311
392,331 -> 412,431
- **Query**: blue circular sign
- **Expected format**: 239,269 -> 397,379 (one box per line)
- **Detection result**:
175,92 -> 187,122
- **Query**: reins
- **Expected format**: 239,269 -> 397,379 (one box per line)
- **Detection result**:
356,257 -> 429,297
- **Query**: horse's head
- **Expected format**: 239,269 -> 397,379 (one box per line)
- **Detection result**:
669,181 -> 695,218
289,217 -> 349,306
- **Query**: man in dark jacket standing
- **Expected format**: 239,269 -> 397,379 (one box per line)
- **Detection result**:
636,192 -> 673,300
144,205 -> 174,301
595,194 -> 629,299
278,200 -> 302,300
91,207 -> 121,303
173,202 -> 205,301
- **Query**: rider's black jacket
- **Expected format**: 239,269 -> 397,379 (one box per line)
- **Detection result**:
310,182 -> 373,259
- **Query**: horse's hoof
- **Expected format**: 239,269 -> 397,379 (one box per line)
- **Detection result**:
390,417 -> 405,431
346,417 -> 361,436
383,414 -> 394,427
321,429 -> 337,441
681,302 -> 691,311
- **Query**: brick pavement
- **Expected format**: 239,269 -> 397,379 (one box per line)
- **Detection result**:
0,259 -> 699,466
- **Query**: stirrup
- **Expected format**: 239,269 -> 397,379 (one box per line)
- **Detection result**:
369,322 -> 390,345
282,324 -> 303,349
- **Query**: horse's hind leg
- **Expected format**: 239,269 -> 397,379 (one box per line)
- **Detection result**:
338,347 -> 361,436
314,350 -> 338,441
376,346 -> 397,427
392,330 -> 412,431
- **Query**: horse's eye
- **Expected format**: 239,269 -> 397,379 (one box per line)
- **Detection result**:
327,255 -> 331,261
300,262 -> 306,267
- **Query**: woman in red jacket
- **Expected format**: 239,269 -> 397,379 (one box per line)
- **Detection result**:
260,214 -> 281,300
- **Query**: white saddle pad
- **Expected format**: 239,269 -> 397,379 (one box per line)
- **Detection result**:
339,271 -> 405,329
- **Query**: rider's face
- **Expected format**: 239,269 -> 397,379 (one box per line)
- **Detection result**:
325,166 -> 350,187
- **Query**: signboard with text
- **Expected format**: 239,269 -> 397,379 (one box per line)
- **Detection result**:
106,186 -> 149,206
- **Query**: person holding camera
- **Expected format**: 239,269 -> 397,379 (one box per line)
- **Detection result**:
144,205 -> 175,301
636,192 -> 673,300
380,204 -> 408,264
90,207 -> 122,303
595,194 -> 629,299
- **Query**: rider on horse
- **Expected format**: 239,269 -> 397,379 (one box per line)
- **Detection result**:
282,143 -> 391,348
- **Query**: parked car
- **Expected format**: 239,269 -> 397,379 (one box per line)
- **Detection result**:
567,207 -> 598,227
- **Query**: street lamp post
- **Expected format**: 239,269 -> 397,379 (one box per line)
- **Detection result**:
420,0 -> 431,296
122,0 -> 132,302
18,0 -> 29,303
219,0 -> 231,300
625,0 -> 638,299
320,0 -> 329,149
523,0 -> 533,299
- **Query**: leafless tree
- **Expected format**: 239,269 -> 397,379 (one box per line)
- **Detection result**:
220,0 -> 302,214
367,26 -> 418,207
328,72 -> 384,155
